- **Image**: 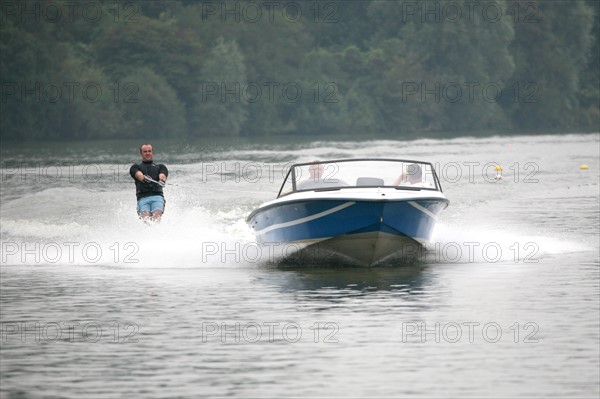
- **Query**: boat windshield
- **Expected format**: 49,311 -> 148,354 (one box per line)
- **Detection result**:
278,159 -> 442,197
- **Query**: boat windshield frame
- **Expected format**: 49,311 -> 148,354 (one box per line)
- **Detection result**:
276,158 -> 444,198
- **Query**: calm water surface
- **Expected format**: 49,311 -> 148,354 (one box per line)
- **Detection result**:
1,134 -> 599,398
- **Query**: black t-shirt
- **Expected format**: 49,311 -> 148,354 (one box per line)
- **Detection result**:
130,161 -> 169,200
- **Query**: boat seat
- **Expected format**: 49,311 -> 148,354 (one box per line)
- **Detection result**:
356,177 -> 385,186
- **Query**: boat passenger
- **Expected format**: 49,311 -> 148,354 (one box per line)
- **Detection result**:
393,163 -> 431,188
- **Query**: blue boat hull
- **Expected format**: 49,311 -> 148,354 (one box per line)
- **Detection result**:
247,199 -> 448,266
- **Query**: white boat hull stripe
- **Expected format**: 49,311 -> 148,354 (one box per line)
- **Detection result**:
408,201 -> 437,221
256,202 -> 356,236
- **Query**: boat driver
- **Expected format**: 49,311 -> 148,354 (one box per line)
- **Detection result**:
296,161 -> 347,190
130,144 -> 168,222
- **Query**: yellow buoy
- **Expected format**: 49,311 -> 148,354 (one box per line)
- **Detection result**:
495,165 -> 503,171
580,164 -> 589,170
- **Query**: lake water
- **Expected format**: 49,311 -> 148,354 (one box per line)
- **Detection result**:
1,133 -> 599,398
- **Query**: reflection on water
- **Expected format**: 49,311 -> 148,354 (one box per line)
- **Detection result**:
259,265 -> 430,294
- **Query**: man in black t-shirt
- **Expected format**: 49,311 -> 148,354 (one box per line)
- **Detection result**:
130,144 -> 169,222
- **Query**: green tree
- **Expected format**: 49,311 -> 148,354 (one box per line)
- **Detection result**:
1,0 -> 598,141
576,0 -> 599,129
0,19 -> 48,140
190,37 -> 247,136
93,12 -> 204,110
176,3 -> 314,135
367,0 -> 515,134
0,17 -> 120,140
506,1 -> 595,130
305,1 -> 375,51
42,54 -> 122,140
117,67 -> 187,138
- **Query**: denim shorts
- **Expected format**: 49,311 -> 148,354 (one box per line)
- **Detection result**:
137,195 -> 165,213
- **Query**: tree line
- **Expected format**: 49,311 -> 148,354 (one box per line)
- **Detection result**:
1,0 -> 598,141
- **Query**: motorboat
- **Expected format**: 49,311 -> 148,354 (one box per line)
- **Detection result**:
246,159 -> 449,266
